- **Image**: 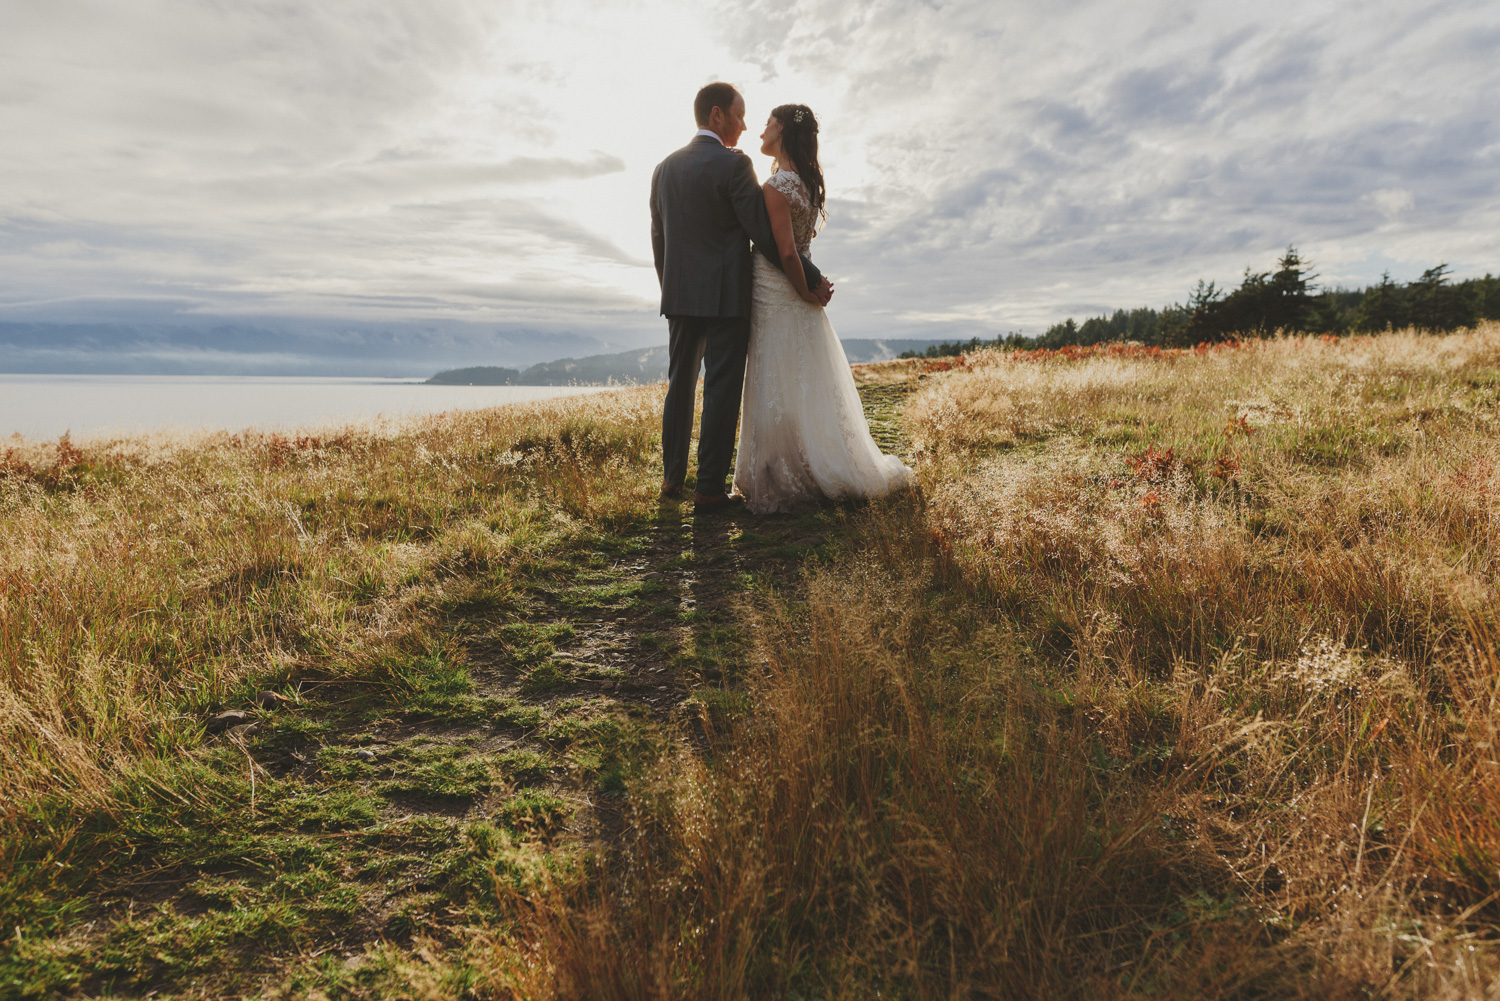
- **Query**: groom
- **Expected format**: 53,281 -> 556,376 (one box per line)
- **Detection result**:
650,82 -> 832,510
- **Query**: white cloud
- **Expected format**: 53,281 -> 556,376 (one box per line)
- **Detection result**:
1365,188 -> 1416,219
713,0 -> 1500,330
2,0 -> 1497,368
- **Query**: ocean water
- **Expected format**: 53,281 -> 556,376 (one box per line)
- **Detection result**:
0,375 -> 621,442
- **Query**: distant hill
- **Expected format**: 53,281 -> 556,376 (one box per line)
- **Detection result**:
427,339 -> 945,386
426,365 -> 527,386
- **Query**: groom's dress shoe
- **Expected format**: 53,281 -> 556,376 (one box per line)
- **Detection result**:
692,491 -> 743,513
660,482 -> 685,499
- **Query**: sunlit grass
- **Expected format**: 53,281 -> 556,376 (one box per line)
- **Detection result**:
509,324 -> 1500,999
7,324 -> 1500,998
0,388 -> 662,815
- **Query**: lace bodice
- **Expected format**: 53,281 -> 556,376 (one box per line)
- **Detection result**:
768,169 -> 816,255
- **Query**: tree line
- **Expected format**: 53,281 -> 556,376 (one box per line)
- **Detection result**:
900,249 -> 1500,359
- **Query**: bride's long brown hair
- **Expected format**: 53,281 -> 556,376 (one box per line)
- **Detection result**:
771,104 -> 826,219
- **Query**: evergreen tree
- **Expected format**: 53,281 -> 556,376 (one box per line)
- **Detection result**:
1406,265 -> 1476,331
1182,278 -> 1235,342
1039,318 -> 1079,348
1307,286 -> 1364,334
1124,307 -> 1162,343
1470,274 -> 1500,321
1353,272 -> 1406,331
894,251 -> 1492,357
1157,303 -> 1192,347
1266,245 -> 1316,331
1185,246 -> 1316,340
1076,314 -> 1116,344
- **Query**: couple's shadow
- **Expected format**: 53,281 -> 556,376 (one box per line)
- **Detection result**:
641,497 -> 759,690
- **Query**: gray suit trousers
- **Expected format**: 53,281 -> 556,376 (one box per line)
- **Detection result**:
662,315 -> 749,493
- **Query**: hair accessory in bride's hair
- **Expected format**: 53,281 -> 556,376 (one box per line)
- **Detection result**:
793,109 -> 805,123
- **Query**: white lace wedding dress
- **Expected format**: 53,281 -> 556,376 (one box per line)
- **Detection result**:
733,169 -> 916,515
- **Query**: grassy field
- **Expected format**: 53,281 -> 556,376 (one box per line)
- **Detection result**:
3,324 -> 1499,998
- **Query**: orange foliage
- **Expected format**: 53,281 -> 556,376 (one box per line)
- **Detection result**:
1126,444 -> 1178,483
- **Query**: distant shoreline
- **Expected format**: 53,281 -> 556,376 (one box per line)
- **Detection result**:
426,338 -> 947,387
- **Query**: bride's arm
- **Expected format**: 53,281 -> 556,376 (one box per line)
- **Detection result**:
763,183 -> 822,306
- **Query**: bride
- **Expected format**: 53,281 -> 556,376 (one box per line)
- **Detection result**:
732,104 -> 916,515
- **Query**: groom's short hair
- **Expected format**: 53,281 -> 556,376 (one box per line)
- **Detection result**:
694,82 -> 740,126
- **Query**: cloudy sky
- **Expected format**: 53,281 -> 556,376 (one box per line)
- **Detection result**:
2,0 -> 1497,372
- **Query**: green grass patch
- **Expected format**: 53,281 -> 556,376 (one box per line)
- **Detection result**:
521,660 -> 575,693
498,749 -> 552,783
380,753 -> 501,801
493,791 -> 571,834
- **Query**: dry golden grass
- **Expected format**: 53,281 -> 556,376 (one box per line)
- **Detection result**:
0,389 -> 662,818
500,325 -> 1500,999
7,325 -> 1500,998
916,327 -> 1499,664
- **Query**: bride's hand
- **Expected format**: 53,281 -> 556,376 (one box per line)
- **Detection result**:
799,277 -> 833,307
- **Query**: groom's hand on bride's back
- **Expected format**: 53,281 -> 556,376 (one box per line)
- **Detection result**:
816,276 -> 834,307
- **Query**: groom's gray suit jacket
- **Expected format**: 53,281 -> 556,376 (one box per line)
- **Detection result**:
650,135 -> 822,317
